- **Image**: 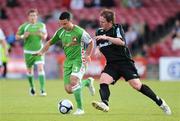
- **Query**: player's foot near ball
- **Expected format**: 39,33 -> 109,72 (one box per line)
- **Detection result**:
92,101 -> 109,112
40,90 -> 47,96
160,99 -> 172,115
87,77 -> 95,96
73,109 -> 85,115
29,88 -> 36,96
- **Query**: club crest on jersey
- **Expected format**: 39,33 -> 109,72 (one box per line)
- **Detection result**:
64,36 -> 78,47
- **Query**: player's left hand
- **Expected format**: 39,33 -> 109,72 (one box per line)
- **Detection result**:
95,35 -> 107,41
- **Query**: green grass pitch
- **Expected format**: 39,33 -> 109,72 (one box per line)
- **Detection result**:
0,79 -> 180,121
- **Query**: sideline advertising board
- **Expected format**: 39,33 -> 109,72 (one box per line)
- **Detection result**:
159,57 -> 180,81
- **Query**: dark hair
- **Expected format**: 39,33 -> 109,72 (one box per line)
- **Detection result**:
59,11 -> 72,21
27,8 -> 38,15
100,9 -> 115,24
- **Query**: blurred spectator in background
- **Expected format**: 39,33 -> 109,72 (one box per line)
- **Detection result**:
84,0 -> 95,8
60,0 -> 71,9
94,0 -> 101,7
172,19 -> 180,38
70,0 -> 84,10
132,17 -> 145,37
125,26 -> 138,49
120,18 -> 129,32
101,0 -> 115,7
132,16 -> 145,47
172,29 -> 180,51
122,0 -> 142,8
10,41 -> 23,58
141,44 -> 149,57
52,6 -> 62,21
0,5 -> 8,19
6,31 -> 16,44
79,14 -> 98,29
6,0 -> 20,8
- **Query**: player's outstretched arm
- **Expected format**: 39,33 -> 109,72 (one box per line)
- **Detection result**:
84,39 -> 94,62
86,39 -> 94,57
94,47 -> 102,57
16,32 -> 30,40
36,40 -> 52,56
95,35 -> 125,46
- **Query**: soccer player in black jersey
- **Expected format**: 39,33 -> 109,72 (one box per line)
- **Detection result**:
92,9 -> 171,115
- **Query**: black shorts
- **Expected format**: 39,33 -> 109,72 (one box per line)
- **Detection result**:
102,60 -> 140,84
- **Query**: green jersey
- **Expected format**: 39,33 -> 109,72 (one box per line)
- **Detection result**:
17,22 -> 47,54
51,25 -> 92,61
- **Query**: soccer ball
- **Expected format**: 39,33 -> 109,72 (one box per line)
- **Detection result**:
58,99 -> 73,114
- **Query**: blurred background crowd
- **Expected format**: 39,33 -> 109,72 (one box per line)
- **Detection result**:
0,0 -> 180,79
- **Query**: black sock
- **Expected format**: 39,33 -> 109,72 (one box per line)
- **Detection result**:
139,84 -> 162,106
99,83 -> 110,106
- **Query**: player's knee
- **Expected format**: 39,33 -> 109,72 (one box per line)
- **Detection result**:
129,79 -> 142,90
37,66 -> 44,73
27,68 -> 33,75
70,76 -> 79,86
65,86 -> 73,94
100,78 -> 112,84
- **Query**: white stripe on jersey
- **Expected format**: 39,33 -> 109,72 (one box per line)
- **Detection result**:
81,31 -> 92,44
24,24 -> 31,32
116,27 -> 122,38
59,30 -> 65,38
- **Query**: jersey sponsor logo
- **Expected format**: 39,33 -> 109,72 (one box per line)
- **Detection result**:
132,74 -> 137,77
99,41 -> 112,48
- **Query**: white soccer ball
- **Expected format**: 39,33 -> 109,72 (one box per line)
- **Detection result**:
58,99 -> 73,114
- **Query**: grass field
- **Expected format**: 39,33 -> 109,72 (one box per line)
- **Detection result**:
0,79 -> 180,121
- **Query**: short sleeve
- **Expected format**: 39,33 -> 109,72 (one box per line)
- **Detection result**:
116,24 -> 126,41
50,29 -> 64,45
81,31 -> 92,44
40,23 -> 47,34
17,23 -> 26,35
116,26 -> 123,38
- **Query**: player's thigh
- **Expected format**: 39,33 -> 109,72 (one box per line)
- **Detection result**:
63,65 -> 72,85
100,73 -> 114,84
119,61 -> 140,81
71,61 -> 86,81
24,53 -> 35,68
128,78 -> 142,90
101,63 -> 120,84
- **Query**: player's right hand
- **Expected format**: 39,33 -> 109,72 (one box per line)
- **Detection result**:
23,32 -> 30,39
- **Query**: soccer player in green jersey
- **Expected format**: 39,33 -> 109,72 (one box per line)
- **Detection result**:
16,9 -> 48,96
36,11 -> 95,115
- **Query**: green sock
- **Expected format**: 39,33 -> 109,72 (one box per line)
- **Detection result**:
38,74 -> 45,91
81,79 -> 90,87
27,74 -> 34,89
73,86 -> 83,109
